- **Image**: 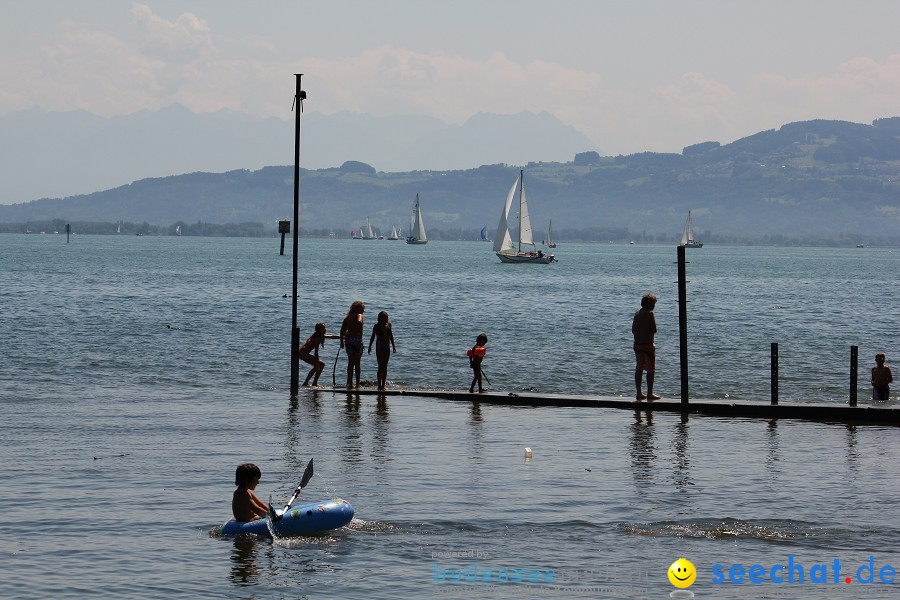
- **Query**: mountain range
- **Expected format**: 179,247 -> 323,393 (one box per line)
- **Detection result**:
2,114 -> 900,243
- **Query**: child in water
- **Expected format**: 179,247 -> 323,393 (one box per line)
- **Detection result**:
232,463 -> 270,522
340,300 -> 366,388
368,311 -> 396,390
872,352 -> 893,401
468,333 -> 488,393
299,322 -> 340,387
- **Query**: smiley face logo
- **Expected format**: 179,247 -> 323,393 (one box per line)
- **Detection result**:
668,558 -> 696,588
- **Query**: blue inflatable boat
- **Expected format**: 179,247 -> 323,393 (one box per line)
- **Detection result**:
222,498 -> 354,537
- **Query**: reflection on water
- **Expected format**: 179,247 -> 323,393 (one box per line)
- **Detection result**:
629,410 -> 656,489
370,394 -> 391,467
229,537 -> 265,586
670,413 -> 692,491
340,392 -> 364,466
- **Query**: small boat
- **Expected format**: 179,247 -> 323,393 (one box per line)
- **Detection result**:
494,170 -> 555,263
856,244 -> 865,248
406,194 -> 427,245
388,226 -> 399,240
480,225 -> 490,242
680,211 -> 703,248
547,220 -> 557,248
355,218 -> 376,240
175,225 -> 182,236
222,498 -> 354,538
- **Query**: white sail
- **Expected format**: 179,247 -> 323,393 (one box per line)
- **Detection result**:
681,211 -> 693,246
518,184 -> 534,247
365,217 -> 375,239
493,176 -> 518,253
415,197 -> 427,241
389,226 -> 398,239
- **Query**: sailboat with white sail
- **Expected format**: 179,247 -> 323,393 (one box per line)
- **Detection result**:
680,211 -> 703,248
388,226 -> 399,240
494,170 -> 555,264
547,220 -> 557,248
406,194 -> 427,244
356,217 -> 376,240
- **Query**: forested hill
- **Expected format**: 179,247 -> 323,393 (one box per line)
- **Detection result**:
2,117 -> 900,242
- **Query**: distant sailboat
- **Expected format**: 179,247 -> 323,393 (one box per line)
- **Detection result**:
116,221 -> 122,234
680,211 -> 703,248
175,225 -> 182,236
494,170 -> 555,264
355,218 -> 376,240
406,194 -> 427,244
547,220 -> 557,248
480,225 -> 490,242
388,226 -> 399,240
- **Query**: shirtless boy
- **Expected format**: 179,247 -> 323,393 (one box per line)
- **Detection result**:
632,293 -> 660,400
232,463 -> 269,522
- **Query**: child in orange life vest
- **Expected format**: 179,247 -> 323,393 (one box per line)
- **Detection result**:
468,333 -> 488,393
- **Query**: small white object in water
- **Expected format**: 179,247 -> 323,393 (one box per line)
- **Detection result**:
524,447 -> 533,458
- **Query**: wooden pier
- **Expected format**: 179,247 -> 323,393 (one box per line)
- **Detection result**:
331,387 -> 900,426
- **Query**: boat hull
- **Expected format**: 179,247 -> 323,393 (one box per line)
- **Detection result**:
406,238 -> 427,245
684,242 -> 703,248
222,498 -> 353,537
497,252 -> 555,264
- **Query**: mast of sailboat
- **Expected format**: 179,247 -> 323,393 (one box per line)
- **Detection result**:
518,169 -> 524,253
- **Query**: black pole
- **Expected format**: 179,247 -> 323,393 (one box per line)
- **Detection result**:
289,74 -> 304,396
849,345 -> 858,406
770,342 -> 779,405
66,223 -> 70,243
677,245 -> 689,405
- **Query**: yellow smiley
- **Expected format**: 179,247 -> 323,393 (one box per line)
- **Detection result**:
668,558 -> 696,588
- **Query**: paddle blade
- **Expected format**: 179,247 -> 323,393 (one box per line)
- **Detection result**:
300,458 -> 314,488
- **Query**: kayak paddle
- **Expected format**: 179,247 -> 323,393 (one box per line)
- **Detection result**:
332,346 -> 341,387
270,458 -> 314,522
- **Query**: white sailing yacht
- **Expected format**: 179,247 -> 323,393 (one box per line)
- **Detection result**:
494,170 -> 555,263
547,220 -> 557,248
387,226 -> 399,240
406,194 -> 427,244
680,211 -> 703,248
358,217 -> 376,240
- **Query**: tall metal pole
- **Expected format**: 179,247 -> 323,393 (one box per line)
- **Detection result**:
290,74 -> 305,396
677,245 -> 689,405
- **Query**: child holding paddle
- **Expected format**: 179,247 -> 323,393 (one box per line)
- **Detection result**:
368,311 -> 396,391
468,333 -> 488,393
232,463 -> 269,522
299,322 -> 340,387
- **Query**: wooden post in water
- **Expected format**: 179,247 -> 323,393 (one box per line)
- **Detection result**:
850,345 -> 858,406
770,342 -> 779,405
289,74 -> 306,397
278,220 -> 290,255
66,224 -> 70,243
677,245 -> 689,405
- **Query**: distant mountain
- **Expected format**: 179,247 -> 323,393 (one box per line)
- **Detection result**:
2,117 -> 900,242
0,105 -> 596,203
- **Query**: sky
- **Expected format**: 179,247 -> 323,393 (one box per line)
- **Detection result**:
2,0 -> 900,156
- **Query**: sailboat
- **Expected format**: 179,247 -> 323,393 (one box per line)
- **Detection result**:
357,217 -> 376,240
547,220 -> 557,248
494,170 -> 555,263
406,194 -> 427,244
480,225 -> 490,242
388,226 -> 399,240
680,211 -> 703,248
175,225 -> 182,236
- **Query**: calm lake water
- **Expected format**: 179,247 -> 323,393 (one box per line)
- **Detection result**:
2,234 -> 899,599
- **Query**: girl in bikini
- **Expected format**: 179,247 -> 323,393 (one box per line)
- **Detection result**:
299,322 -> 340,386
340,300 -> 366,388
368,311 -> 397,390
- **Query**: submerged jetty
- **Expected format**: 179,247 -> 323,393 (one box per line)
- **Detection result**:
336,388 -> 900,426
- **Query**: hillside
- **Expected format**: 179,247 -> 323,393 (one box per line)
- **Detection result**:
2,117 -> 900,242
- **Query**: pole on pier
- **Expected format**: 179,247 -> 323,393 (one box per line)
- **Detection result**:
849,345 -> 858,406
278,220 -> 290,255
66,224 -> 70,243
770,342 -> 779,405
677,245 -> 689,405
289,74 -> 306,397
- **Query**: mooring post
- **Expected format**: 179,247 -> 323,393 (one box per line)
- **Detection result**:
279,220 -> 290,255
770,342 -> 779,405
289,74 -> 306,397
849,345 -> 858,406
677,245 -> 689,405
66,223 -> 70,243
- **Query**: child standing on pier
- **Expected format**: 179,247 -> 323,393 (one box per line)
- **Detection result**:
299,322 -> 340,387
872,352 -> 893,401
341,300 -> 366,388
368,311 -> 396,390
468,333 -> 488,393
632,293 -> 660,400
232,463 -> 269,522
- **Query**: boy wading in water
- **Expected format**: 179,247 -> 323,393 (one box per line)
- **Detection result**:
872,352 -> 893,401
340,300 -> 365,388
468,333 -> 488,393
232,463 -> 270,522
632,293 -> 660,400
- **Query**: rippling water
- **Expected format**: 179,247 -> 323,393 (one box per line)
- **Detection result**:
2,234 -> 899,599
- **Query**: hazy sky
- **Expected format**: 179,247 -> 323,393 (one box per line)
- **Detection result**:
2,0 -> 900,155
